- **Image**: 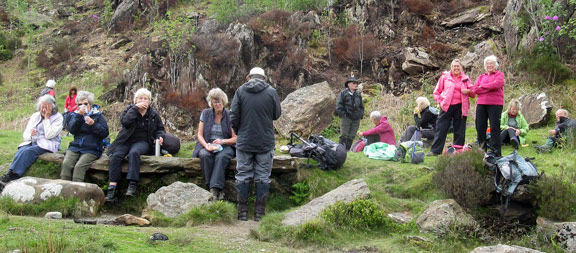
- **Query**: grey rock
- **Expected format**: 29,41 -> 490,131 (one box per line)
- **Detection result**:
387,212 -> 413,224
108,0 -> 139,32
20,11 -> 53,28
537,218 -> 576,253
470,244 -> 543,253
517,93 -> 551,128
461,40 -> 495,71
416,199 -> 476,232
44,212 -> 62,219
110,38 -> 131,49
402,47 -> 438,75
503,0 -> 524,52
198,18 -> 221,34
1,177 -> 104,216
442,7 -> 490,28
274,82 -> 337,137
282,179 -> 370,226
150,232 -> 169,241
147,182 -> 213,218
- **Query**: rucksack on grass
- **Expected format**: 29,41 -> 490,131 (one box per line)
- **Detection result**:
288,133 -> 347,170
395,141 -> 425,164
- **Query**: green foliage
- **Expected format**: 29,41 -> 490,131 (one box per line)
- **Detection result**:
0,31 -> 20,61
530,169 -> 576,220
151,11 -> 196,55
0,210 -> 8,224
516,49 -> 572,85
0,197 -> 83,217
150,201 -> 237,227
320,116 -> 340,139
209,0 -> 327,23
289,181 -> 310,205
321,199 -> 399,232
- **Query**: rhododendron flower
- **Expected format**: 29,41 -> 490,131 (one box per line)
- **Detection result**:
556,26 -> 562,31
545,16 -> 551,20
539,37 -> 545,41
552,16 -> 559,21
545,31 -> 550,35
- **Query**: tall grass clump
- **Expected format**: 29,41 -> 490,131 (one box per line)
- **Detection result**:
0,196 -> 82,217
320,199 -> 400,232
529,169 -> 576,221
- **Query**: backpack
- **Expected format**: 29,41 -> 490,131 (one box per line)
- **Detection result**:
162,133 -> 181,155
350,138 -> 367,152
363,142 -> 397,160
288,133 -> 347,170
395,141 -> 425,164
39,87 -> 53,98
443,144 -> 472,156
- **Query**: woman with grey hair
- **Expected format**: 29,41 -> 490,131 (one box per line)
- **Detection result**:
400,97 -> 438,142
105,88 -> 165,202
193,88 -> 237,200
60,91 -> 109,182
358,111 -> 396,145
0,95 -> 63,189
473,55 -> 505,156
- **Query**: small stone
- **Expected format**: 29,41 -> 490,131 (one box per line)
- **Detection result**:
44,212 -> 63,219
150,232 -> 169,241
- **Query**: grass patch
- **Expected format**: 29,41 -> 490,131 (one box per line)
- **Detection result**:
148,201 -> 236,227
0,196 -> 83,217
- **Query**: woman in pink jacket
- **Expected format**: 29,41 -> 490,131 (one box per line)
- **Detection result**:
473,55 -> 505,156
428,59 -> 475,156
358,111 -> 396,145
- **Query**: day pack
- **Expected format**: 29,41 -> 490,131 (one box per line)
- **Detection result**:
350,138 -> 367,152
443,144 -> 472,156
395,141 -> 425,164
288,133 -> 347,170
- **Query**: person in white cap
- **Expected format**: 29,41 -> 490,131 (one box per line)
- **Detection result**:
39,79 -> 56,98
230,67 -> 281,222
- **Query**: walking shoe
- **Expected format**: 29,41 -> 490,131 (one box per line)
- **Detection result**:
125,181 -> 138,197
105,187 -> 118,202
0,171 -> 20,183
426,152 -> 439,157
510,138 -> 519,150
210,188 -> 220,201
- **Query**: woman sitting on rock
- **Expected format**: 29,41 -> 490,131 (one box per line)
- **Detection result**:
60,91 -> 109,182
500,99 -> 529,149
358,111 -> 396,146
399,97 -> 438,143
193,88 -> 237,200
0,95 -> 63,190
105,88 -> 165,202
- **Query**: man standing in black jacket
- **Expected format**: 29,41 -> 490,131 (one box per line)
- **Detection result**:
230,67 -> 282,221
336,77 -> 364,150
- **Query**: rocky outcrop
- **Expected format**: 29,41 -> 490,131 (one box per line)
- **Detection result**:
282,179 -> 370,226
441,6 -> 490,28
517,93 -> 552,128
146,182 -> 213,218
470,244 -> 543,253
108,0 -> 139,32
1,177 -> 104,216
503,0 -> 524,52
274,81 -> 337,137
537,217 -> 576,253
402,47 -> 438,75
460,40 -> 495,70
416,199 -> 476,232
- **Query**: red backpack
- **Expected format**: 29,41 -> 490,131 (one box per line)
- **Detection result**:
350,138 -> 367,152
443,144 -> 472,156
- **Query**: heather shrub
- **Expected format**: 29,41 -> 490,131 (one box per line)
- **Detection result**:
331,25 -> 382,69
433,150 -> 494,208
529,169 -> 576,220
404,0 -> 436,16
320,199 -> 400,232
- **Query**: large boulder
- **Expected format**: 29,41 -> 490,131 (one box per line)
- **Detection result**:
441,6 -> 490,28
274,81 -> 337,137
107,0 -> 139,32
282,178 -> 370,226
1,177 -> 104,216
146,181 -> 213,218
416,199 -> 476,232
537,217 -> 576,252
517,93 -> 552,128
470,244 -> 543,253
402,47 -> 439,75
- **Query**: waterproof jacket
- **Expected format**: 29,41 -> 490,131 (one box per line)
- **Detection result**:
21,112 -> 63,153
193,108 -> 234,157
107,105 -> 165,156
500,111 -> 529,145
230,78 -> 281,152
415,106 -> 437,130
473,70 -> 505,105
361,116 -> 396,145
336,88 -> 364,120
433,71 -> 475,116
67,105 -> 109,157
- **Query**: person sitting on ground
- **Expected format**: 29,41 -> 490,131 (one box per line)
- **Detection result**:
336,77 -> 365,150
39,79 -> 56,98
358,111 -> 396,146
60,91 -> 109,182
63,85 -> 78,130
105,88 -> 165,202
193,88 -> 237,200
399,97 -> 438,143
0,95 -> 63,190
533,109 -> 576,153
499,99 -> 529,149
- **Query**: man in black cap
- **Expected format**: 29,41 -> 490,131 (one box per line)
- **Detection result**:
336,77 -> 364,150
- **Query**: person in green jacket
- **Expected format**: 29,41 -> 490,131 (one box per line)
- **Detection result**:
500,99 -> 529,149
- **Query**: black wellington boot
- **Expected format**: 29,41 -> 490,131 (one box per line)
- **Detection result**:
236,182 -> 250,221
254,182 -> 270,222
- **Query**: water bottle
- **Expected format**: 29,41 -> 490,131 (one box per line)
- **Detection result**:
155,139 -> 161,156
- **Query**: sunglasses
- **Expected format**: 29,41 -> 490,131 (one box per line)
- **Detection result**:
80,103 -> 89,106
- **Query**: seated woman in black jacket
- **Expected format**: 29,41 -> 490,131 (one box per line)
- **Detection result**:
399,97 -> 438,142
105,88 -> 165,202
193,88 -> 237,200
60,91 -> 109,182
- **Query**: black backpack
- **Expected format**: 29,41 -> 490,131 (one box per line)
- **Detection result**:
288,133 -> 347,170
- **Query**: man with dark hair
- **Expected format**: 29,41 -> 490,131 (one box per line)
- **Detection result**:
534,109 -> 576,153
230,67 -> 281,222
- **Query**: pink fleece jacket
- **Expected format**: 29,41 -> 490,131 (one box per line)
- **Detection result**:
433,71 -> 475,117
361,116 -> 396,145
473,70 -> 505,105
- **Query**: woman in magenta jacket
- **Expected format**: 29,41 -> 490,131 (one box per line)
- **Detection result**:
473,55 -> 505,156
428,59 -> 475,156
358,111 -> 396,145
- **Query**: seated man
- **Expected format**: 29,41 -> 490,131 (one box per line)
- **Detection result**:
358,111 -> 396,146
534,109 -> 576,153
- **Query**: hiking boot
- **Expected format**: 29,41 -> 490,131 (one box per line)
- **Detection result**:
210,188 -> 220,201
125,181 -> 137,197
0,171 -> 20,183
105,187 -> 118,202
236,182 -> 250,221
426,152 -> 439,157
254,182 -> 270,222
510,138 -> 519,150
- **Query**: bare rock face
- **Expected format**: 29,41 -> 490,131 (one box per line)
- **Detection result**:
107,0 -> 139,32
416,199 -> 476,232
517,93 -> 552,128
274,81 -> 337,137
115,214 -> 151,226
503,0 -> 524,52
460,40 -> 495,71
441,6 -> 490,28
1,177 -> 104,216
146,181 -> 213,218
282,179 -> 370,226
402,47 -> 438,75
470,244 -> 543,253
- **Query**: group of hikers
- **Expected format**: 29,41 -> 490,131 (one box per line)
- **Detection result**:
0,56 -> 574,222
338,55 -> 575,157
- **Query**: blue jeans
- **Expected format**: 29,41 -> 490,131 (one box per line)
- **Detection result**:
235,149 -> 274,184
9,143 -> 50,176
108,141 -> 150,183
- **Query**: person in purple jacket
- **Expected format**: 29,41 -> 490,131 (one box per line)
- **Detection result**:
358,111 -> 396,145
473,55 -> 506,156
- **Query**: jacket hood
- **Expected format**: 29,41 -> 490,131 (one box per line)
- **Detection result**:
243,78 -> 269,93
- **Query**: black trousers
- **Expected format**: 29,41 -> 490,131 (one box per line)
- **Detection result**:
108,141 -> 150,183
501,128 -> 519,144
430,104 -> 467,154
476,104 -> 503,155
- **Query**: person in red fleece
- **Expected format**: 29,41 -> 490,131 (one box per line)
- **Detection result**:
358,111 -> 396,145
473,55 -> 505,156
63,85 -> 78,130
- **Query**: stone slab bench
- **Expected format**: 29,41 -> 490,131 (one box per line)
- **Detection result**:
38,153 -> 303,174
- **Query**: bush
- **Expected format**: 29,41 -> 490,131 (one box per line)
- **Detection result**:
320,199 -> 399,232
517,51 -> 572,85
331,25 -> 382,68
433,150 -> 494,208
530,169 -> 576,220
404,0 -> 436,16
